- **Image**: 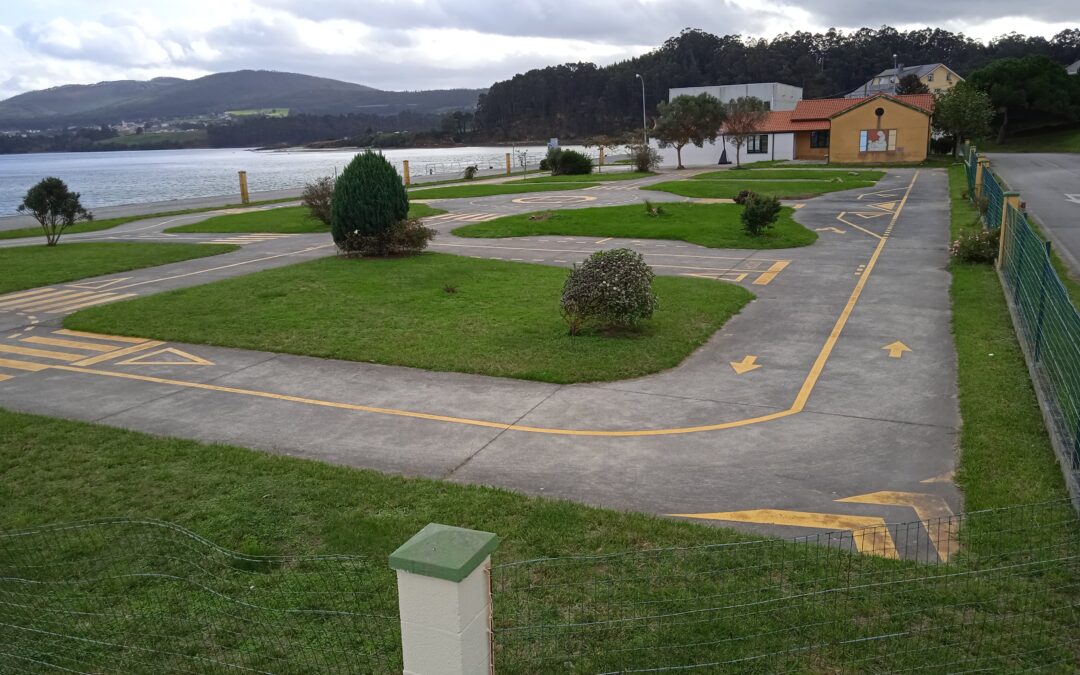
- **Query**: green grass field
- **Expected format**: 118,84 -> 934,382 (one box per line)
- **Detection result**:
452,202 -> 816,249
979,126 -> 1080,153
66,253 -> 753,383
693,168 -> 884,181
0,198 -> 298,241
644,178 -> 879,199
93,130 -> 208,148
520,170 -> 652,183
408,182 -> 601,199
165,203 -> 446,234
0,242 -> 238,295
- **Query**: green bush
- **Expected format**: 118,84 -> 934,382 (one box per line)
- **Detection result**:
627,143 -> 661,173
18,176 -> 93,246
949,228 -> 999,263
740,194 -> 782,236
301,175 -> 335,226
733,189 -> 757,205
560,248 -> 658,335
330,151 -> 408,249
555,149 -> 593,175
341,218 -> 435,257
463,165 -> 479,180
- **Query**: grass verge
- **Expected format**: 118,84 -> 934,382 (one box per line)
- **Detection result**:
408,182 -> 601,200
0,197 -> 297,241
66,253 -> 753,384
644,178 -> 879,199
692,169 -> 884,181
0,242 -> 239,295
452,202 -> 816,249
165,203 -> 445,234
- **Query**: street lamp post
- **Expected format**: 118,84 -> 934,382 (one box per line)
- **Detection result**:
634,73 -> 647,145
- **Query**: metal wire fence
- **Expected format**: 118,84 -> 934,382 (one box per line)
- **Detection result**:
982,165 -> 1005,229
491,500 -> 1080,673
0,518 -> 402,673
1000,204 -> 1080,497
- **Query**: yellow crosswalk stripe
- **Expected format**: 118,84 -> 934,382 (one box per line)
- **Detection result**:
0,288 -> 58,304
18,291 -> 100,311
0,344 -> 86,362
44,293 -> 137,313
0,289 -> 70,309
70,340 -> 164,367
21,336 -> 119,353
0,358 -> 49,372
53,329 -> 148,344
0,373 -> 14,382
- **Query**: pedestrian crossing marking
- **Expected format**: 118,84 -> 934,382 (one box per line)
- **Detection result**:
0,343 -> 86,362
20,336 -> 119,353
425,212 -> 503,223
54,329 -> 147,344
0,288 -> 138,314
0,358 -> 49,372
583,184 -> 642,191
208,233 -> 299,244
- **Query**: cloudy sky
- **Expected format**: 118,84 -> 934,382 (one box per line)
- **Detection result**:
1,0 -> 1077,99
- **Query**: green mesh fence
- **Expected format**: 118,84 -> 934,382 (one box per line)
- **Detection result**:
982,166 -> 1004,230
964,144 -> 977,198
0,519 -> 402,673
999,205 -> 1080,494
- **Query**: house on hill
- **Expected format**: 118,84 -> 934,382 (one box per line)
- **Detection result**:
1068,59 -> 1080,75
654,93 -> 935,167
847,63 -> 962,97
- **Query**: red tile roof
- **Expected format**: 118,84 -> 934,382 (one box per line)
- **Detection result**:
791,93 -> 934,121
745,110 -> 830,133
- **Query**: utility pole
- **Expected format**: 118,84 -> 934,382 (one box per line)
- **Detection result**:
635,73 -> 648,145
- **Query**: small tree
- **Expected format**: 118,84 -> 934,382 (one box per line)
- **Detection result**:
653,93 -> 727,169
933,83 -> 994,156
724,97 -> 769,168
626,143 -> 662,173
18,177 -> 93,246
561,248 -> 658,335
741,194 -> 781,237
896,74 -> 930,95
585,134 -> 630,172
301,175 -> 335,226
331,151 -> 431,256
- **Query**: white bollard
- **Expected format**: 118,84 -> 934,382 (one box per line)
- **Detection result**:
390,524 -> 499,675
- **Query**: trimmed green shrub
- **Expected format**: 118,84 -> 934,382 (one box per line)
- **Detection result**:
949,228 -> 999,263
330,151 -> 408,248
301,175 -> 335,226
341,218 -> 435,257
740,194 -> 782,236
555,149 -> 593,175
561,248 -> 658,335
627,143 -> 661,173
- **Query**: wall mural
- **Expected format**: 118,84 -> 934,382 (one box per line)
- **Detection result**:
860,129 -> 897,152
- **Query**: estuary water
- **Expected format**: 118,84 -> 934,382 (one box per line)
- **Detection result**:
0,145 -> 566,215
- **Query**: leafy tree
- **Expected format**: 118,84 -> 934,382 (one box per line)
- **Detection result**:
17,177 -> 93,246
330,151 -> 409,253
724,97 -> 769,168
653,93 -> 727,169
967,55 -> 1080,142
626,143 -> 662,173
301,175 -> 335,226
933,83 -> 994,155
896,74 -> 930,95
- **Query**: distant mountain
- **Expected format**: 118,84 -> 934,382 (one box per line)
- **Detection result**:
0,70 -> 484,130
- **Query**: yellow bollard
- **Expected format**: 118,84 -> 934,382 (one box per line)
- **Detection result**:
974,158 -> 990,200
402,160 -> 411,186
599,147 -> 605,173
505,152 -> 512,176
238,171 -> 250,205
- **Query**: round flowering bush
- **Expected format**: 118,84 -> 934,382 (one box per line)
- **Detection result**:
560,248 -> 658,335
949,228 -> 999,264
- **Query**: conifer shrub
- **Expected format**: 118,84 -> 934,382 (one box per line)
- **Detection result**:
554,149 -> 594,175
331,151 -> 431,256
561,248 -> 658,335
740,194 -> 782,236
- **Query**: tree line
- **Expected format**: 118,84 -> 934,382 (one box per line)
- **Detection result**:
474,26 -> 1080,138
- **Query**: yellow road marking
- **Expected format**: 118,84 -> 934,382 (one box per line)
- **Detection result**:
53,329 -> 148,344
0,287 -> 59,304
920,471 -> 955,484
816,226 -> 845,234
12,173 -> 921,438
682,272 -> 749,283
116,347 -> 213,366
70,341 -> 164,367
882,341 -> 912,358
869,200 -> 898,212
45,293 -> 137,313
595,237 -> 613,244
19,291 -> 101,311
21,336 -> 118,352
0,358 -> 50,372
0,289 -> 76,309
436,241 -> 788,263
670,509 -> 899,558
0,344 -> 85,362
791,171 -> 919,413
68,277 -> 132,290
730,355 -> 760,374
753,261 -> 789,286
0,373 -> 13,382
836,212 -> 884,239
836,491 -> 956,561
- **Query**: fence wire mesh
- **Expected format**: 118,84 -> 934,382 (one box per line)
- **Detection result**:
491,501 -> 1080,673
0,518 -> 402,673
1000,204 -> 1080,494
964,144 -> 977,198
982,165 -> 1005,229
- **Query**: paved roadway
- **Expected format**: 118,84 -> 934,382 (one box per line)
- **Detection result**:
986,153 -> 1080,276
0,169 -> 961,560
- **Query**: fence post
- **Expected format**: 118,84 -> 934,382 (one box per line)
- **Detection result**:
390,524 -> 499,675
975,157 -> 990,199
403,160 -> 411,186
505,153 -> 512,176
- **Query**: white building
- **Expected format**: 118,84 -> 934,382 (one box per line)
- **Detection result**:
667,82 -> 803,111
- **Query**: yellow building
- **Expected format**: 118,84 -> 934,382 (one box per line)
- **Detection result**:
848,63 -> 963,97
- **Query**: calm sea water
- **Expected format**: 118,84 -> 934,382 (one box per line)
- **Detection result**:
0,145 -> 570,215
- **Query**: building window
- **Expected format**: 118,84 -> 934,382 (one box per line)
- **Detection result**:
810,130 -> 830,148
746,134 -> 769,154
927,73 -> 934,82
946,72 -> 952,81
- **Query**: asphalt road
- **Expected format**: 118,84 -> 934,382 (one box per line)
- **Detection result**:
0,170 -> 961,560
985,153 -> 1080,276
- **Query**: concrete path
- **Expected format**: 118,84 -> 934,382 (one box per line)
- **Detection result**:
0,169 -> 960,560
985,153 -> 1080,277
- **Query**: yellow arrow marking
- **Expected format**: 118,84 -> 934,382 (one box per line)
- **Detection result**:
815,226 -> 845,234
836,491 -> 956,561
670,509 -> 898,558
730,355 -> 761,374
116,347 -> 214,367
883,341 -> 912,359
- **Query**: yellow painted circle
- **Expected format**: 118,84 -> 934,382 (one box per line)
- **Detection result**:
511,195 -> 598,205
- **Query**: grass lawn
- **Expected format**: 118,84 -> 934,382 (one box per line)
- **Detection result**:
452,202 -> 816,249
0,242 -> 238,295
693,168 -> 884,181
644,178 -> 879,199
0,197 -> 297,241
979,126 -> 1080,153
93,130 -> 208,148
164,203 -> 446,234
518,170 -> 653,183
407,181 -> 601,200
66,253 -> 753,384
